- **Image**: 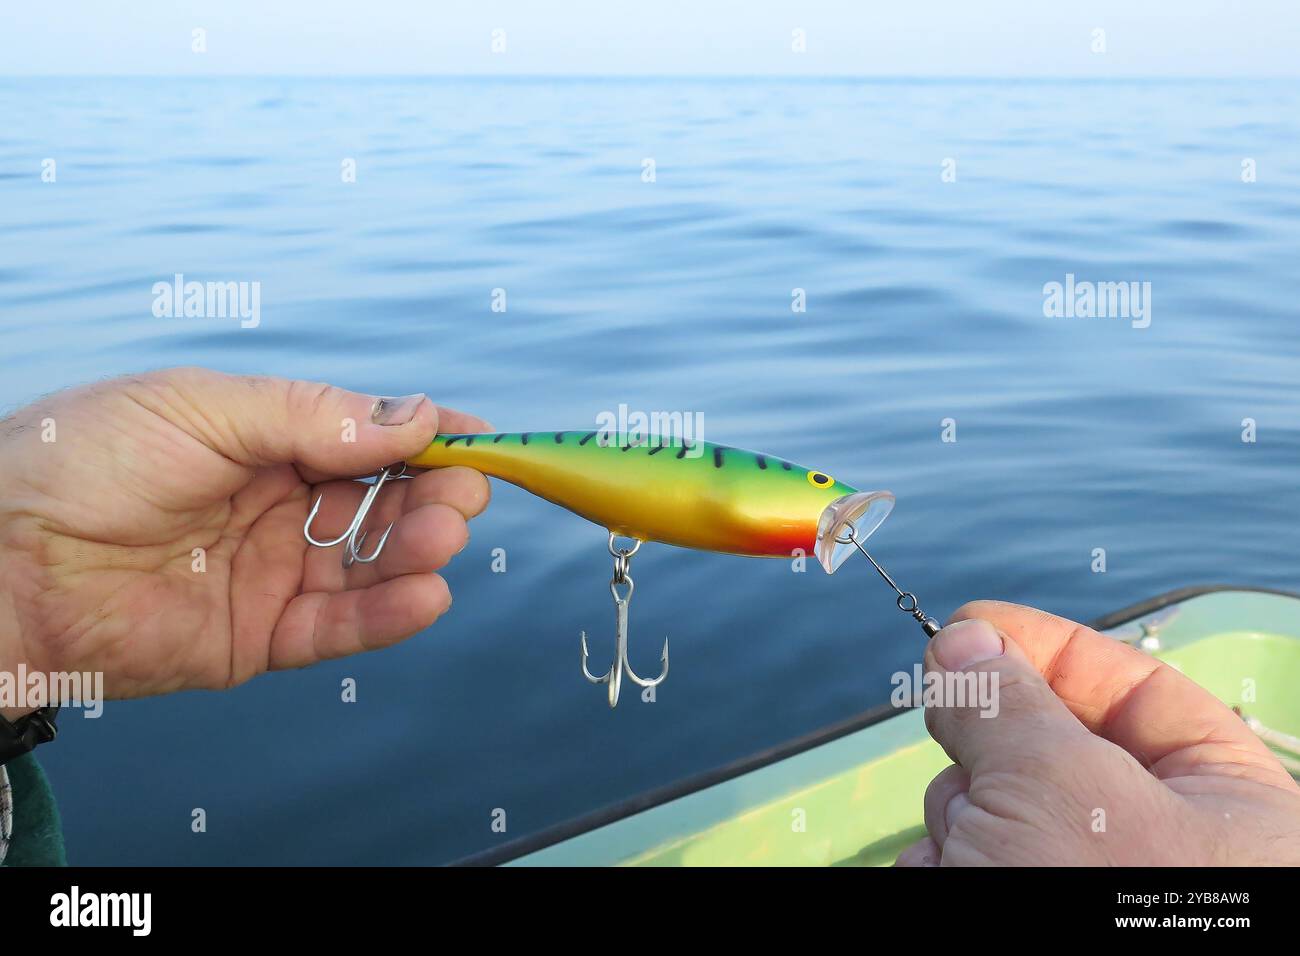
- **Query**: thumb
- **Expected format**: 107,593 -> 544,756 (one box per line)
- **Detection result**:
922,618 -> 1092,778
141,367 -> 490,479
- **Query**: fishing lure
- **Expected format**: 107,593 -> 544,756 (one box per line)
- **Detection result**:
303,432 -> 939,707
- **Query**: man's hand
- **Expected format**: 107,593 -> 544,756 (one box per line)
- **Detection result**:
0,367 -> 490,712
896,601 -> 1300,866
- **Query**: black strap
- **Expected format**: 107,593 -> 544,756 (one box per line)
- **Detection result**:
0,706 -> 59,766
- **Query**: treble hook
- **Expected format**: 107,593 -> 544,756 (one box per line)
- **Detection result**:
303,462 -> 407,568
580,533 -> 669,708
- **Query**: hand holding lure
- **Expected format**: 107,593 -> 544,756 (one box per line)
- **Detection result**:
302,431 -> 939,706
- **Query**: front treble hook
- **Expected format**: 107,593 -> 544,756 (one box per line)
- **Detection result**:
580,533 -> 669,708
303,462 -> 407,568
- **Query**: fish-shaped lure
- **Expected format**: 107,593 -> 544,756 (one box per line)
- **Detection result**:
407,431 -> 894,573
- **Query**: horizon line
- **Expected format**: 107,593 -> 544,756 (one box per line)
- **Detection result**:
2,72 -> 1297,81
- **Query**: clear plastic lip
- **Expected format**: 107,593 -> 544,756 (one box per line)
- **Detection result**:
814,491 -> 895,574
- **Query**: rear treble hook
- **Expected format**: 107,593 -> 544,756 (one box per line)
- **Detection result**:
581,533 -> 669,708
303,462 -> 407,568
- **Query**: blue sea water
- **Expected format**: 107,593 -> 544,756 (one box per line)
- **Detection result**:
1,77 -> 1298,864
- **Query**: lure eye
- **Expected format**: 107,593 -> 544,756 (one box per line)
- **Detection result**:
807,471 -> 834,487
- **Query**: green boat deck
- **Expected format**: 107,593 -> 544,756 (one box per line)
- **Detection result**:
491,588 -> 1300,866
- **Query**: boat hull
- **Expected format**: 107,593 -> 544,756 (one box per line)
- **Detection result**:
460,587 -> 1300,867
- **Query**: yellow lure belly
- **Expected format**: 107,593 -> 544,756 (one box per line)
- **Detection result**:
407,431 -> 893,572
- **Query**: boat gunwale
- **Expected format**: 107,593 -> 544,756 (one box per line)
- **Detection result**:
453,584 -> 1300,866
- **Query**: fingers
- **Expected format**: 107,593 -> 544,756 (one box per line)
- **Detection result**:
125,367 -> 491,481
949,601 -> 1295,789
358,467 -> 488,580
922,618 -> 1093,779
922,764 -> 970,849
433,406 -> 497,437
365,504 -> 468,580
895,836 -> 941,867
919,621 -> 1178,866
237,466 -> 482,675
399,466 -> 491,521
269,572 -> 452,670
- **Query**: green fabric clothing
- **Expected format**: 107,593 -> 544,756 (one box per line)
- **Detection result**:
2,754 -> 65,866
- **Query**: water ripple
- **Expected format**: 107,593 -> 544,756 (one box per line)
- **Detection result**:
1,76 -> 1297,866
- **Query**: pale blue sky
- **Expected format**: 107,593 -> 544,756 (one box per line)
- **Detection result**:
3,1 -> 1298,76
